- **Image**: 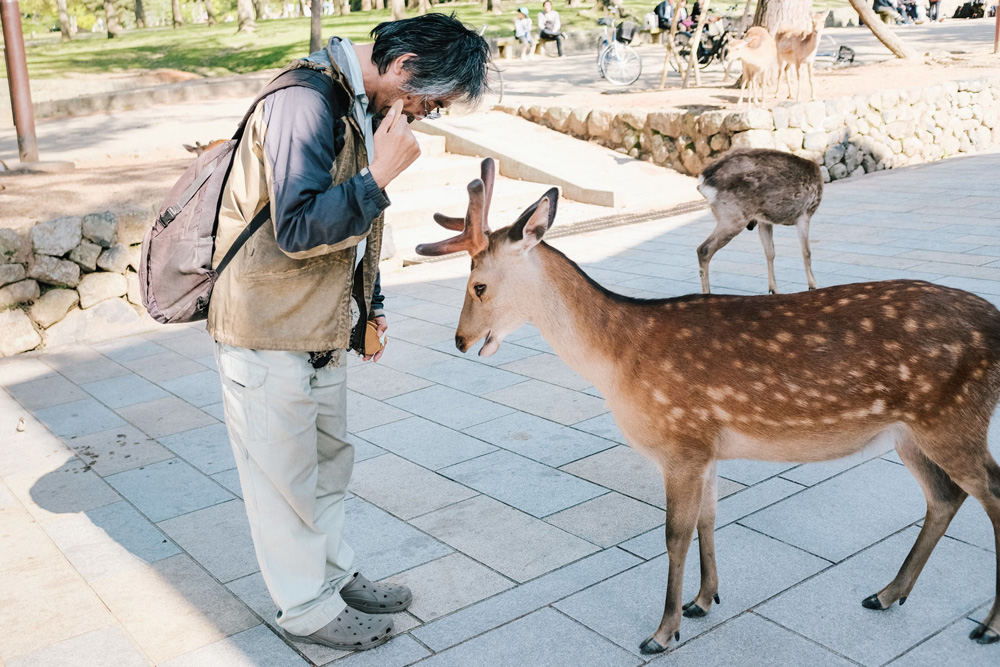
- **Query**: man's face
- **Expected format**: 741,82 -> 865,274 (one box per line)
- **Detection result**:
372,54 -> 457,123
543,2 -> 552,11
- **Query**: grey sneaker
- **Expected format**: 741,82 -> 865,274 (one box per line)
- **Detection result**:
285,609 -> 392,651
341,572 -> 413,614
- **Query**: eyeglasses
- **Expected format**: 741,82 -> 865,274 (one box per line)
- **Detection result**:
419,97 -> 442,121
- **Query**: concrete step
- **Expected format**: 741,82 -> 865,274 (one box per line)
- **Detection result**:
414,131 -> 446,158
386,152 -> 491,193
414,111 -> 700,210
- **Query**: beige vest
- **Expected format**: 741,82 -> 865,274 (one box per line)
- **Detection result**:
208,59 -> 383,352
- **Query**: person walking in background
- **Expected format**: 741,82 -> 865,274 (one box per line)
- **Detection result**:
514,7 -> 535,60
928,0 -> 941,21
537,0 -> 564,57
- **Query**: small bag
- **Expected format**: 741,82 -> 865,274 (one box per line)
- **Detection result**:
616,20 -> 638,44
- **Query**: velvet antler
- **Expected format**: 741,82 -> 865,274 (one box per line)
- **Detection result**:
416,158 -> 496,257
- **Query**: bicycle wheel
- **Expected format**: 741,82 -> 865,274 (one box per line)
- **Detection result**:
596,37 -> 611,77
600,44 -> 642,86
670,31 -> 692,72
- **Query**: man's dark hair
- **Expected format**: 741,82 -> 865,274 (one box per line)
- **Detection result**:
370,13 -> 491,106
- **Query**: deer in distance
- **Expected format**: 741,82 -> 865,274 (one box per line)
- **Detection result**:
775,10 -> 831,101
416,158 -> 1000,652
726,26 -> 777,108
696,148 -> 823,294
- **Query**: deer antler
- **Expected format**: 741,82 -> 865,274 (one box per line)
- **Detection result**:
416,158 -> 496,257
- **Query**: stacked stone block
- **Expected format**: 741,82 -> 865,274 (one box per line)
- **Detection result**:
505,77 -> 1000,180
0,209 -> 154,357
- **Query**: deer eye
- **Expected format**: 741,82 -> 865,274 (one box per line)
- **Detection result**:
474,283 -> 487,298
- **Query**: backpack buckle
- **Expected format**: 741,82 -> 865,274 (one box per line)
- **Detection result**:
160,205 -> 181,226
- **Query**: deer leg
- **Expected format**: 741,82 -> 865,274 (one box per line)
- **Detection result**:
640,465 -> 707,654
914,435 -> 1000,643
757,222 -> 778,294
794,63 -> 804,101
795,214 -> 818,290
697,220 -> 743,294
774,60 -> 785,98
807,60 -> 816,101
683,462 -> 719,618
862,435 -> 966,612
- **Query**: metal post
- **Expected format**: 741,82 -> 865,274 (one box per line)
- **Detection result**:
1,0 -> 39,163
995,7 -> 999,55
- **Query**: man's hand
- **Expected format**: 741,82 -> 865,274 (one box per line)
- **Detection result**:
363,315 -> 388,363
369,105 -> 420,190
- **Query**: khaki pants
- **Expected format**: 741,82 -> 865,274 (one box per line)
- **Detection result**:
216,342 -> 355,636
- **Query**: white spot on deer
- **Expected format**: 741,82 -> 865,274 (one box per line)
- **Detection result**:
711,404 -> 731,421
697,177 -> 718,204
671,407 -> 686,419
776,332 -> 793,343
903,318 -> 918,333
653,389 -> 670,405
706,387 -> 727,401
844,331 -> 856,346
861,318 -> 874,332
871,399 -> 886,414
899,364 -> 910,381
837,298 -> 851,306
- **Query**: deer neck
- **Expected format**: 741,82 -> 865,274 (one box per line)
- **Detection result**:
523,244 -> 639,392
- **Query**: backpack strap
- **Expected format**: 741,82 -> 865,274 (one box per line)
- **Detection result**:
215,67 -> 339,275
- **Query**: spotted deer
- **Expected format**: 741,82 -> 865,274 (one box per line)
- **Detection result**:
182,139 -> 227,156
774,10 -> 830,101
416,158 -> 1000,653
697,148 -> 823,294
726,26 -> 776,108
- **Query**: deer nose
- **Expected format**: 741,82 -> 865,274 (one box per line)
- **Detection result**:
455,334 -> 467,352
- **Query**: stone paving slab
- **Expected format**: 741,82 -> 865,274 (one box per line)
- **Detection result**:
4,152 -> 1000,666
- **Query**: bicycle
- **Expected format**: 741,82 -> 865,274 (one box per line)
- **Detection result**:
669,5 -> 738,72
595,13 -> 642,86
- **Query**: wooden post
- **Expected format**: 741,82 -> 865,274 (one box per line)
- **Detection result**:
0,0 -> 39,162
994,7 -> 999,55
657,0 -> 686,89
683,0 -> 711,88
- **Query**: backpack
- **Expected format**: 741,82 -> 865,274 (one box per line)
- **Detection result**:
139,68 -> 333,324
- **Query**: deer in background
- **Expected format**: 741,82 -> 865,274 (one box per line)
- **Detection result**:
726,26 -> 776,108
775,10 -> 830,101
183,139 -> 227,156
696,148 -> 822,294
417,157 -> 1000,653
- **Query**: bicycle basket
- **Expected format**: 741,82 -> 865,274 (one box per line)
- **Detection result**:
616,20 -> 638,44
837,45 -> 856,64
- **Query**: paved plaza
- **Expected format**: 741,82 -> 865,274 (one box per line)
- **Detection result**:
3,151 -> 1000,666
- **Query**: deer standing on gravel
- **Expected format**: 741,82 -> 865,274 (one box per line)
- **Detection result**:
726,26 -> 776,108
697,148 -> 822,294
417,157 -> 1000,653
774,11 -> 830,101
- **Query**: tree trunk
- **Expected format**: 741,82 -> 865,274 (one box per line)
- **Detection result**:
417,0 -> 428,13
205,0 -> 218,25
57,0 -> 74,39
105,0 -> 121,36
391,0 -> 404,19
237,0 -> 257,31
172,0 -> 183,27
847,0 -> 917,58
376,0 -> 385,9
753,0 -> 811,32
253,0 -> 265,19
297,0 -> 305,16
361,0 -> 371,10
683,0 -> 711,87
310,0 -> 322,49
338,0 -> 350,14
492,0 -> 502,13
737,0 -> 753,32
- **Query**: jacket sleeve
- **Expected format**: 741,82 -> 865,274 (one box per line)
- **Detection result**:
261,86 -> 390,260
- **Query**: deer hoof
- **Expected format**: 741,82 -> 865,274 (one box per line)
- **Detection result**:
682,603 -> 707,618
861,594 -> 886,611
639,637 -> 666,654
714,593 -> 721,604
970,624 -> 1000,644
898,596 -> 907,606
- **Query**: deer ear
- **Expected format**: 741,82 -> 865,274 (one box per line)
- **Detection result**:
507,188 -> 559,252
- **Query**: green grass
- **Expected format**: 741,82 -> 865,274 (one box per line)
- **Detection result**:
5,0 -> 844,80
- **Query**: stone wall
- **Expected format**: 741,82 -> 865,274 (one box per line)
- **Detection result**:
503,77 -> 1000,181
0,210 -> 157,357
